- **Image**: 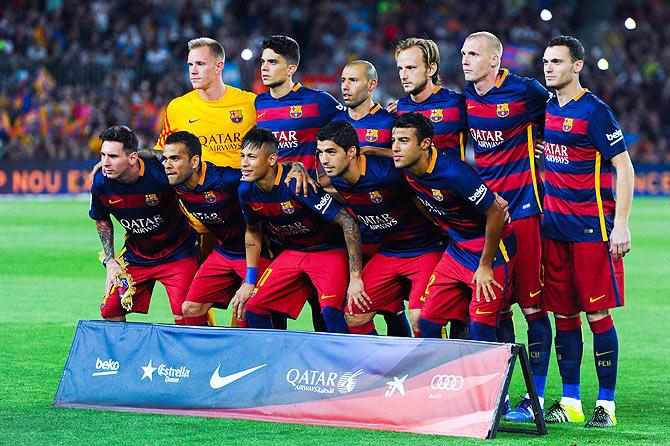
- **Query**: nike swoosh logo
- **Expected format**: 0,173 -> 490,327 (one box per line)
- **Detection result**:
251,206 -> 263,211
108,199 -> 123,204
467,105 -> 475,109
188,119 -> 201,124
529,290 -> 541,298
210,364 -> 267,389
595,350 -> 614,357
256,112 -> 266,120
320,294 -> 336,300
475,309 -> 492,315
589,294 -> 605,303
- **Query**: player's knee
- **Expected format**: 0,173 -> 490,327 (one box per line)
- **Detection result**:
182,300 -> 206,317
521,305 -> 542,316
585,309 -> 610,323
104,316 -> 126,322
554,312 -> 580,319
409,309 -> 421,329
345,312 -> 374,327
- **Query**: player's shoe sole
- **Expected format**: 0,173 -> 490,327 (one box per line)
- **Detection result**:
543,400 -> 585,423
585,405 -> 617,428
504,397 -> 541,422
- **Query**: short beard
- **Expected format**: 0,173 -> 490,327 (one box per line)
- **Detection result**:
344,95 -> 367,109
407,78 -> 429,97
265,79 -> 288,90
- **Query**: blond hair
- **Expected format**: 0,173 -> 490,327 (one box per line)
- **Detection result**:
187,37 -> 225,62
395,37 -> 440,85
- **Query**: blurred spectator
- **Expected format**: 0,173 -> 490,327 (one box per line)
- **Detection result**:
0,0 -> 667,162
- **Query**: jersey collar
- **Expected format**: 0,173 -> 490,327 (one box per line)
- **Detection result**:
426,147 -> 438,174
359,154 -> 367,176
273,163 -> 284,186
197,161 -> 207,186
291,83 -> 302,93
138,158 -> 145,176
495,68 -> 509,89
369,103 -> 382,115
572,88 -> 588,102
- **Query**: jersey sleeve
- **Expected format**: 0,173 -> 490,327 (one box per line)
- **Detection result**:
238,184 -> 261,225
319,92 -> 347,123
446,161 -> 496,213
291,181 -> 343,222
457,93 -> 469,132
89,180 -> 110,220
587,103 -> 628,160
525,78 -> 550,124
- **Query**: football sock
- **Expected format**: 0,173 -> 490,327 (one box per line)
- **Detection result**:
526,311 -> 552,397
271,312 -> 288,330
182,315 -> 208,326
496,311 -> 515,343
348,320 -> 378,335
470,321 -> 497,342
555,316 -> 583,401
449,320 -> 472,339
321,307 -> 349,334
589,316 -> 618,402
245,310 -> 273,329
419,318 -> 443,338
383,311 -> 412,337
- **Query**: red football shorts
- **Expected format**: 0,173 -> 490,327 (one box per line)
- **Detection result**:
542,238 -> 624,315
510,215 -> 542,308
186,250 -> 271,307
246,249 -> 348,319
351,252 -> 442,315
420,251 -> 514,326
100,256 -> 198,320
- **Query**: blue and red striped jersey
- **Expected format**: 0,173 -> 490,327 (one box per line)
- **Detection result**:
239,164 -> 346,252
89,157 -> 197,266
402,148 -> 515,270
542,89 -> 627,242
397,86 -> 468,160
173,161 -> 248,260
255,83 -> 345,174
335,103 -> 393,149
330,154 -> 444,257
465,68 -> 550,220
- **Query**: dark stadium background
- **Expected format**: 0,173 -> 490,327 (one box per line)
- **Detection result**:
0,0 -> 667,165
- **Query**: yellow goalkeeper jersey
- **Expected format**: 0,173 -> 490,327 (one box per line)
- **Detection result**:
153,86 -> 256,168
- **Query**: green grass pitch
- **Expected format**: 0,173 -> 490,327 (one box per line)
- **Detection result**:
0,198 -> 668,445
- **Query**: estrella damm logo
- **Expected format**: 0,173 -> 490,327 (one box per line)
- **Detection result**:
145,194 -> 159,206
431,189 -> 444,201
281,201 -> 295,214
204,191 -> 216,203
365,128 -> 378,143
369,190 -> 383,203
289,105 -> 303,119
496,103 -> 509,118
229,109 -> 243,123
562,117 -> 574,132
430,109 -> 444,123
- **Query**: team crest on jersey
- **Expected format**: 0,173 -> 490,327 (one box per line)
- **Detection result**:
562,118 -> 574,132
496,103 -> 509,118
365,129 -> 378,143
281,201 -> 295,214
230,109 -> 243,123
145,194 -> 159,206
431,189 -> 444,201
369,190 -> 383,203
289,105 -> 303,119
430,109 -> 444,123
204,191 -> 217,203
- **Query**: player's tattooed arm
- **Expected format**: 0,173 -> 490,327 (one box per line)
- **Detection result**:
282,161 -> 318,196
137,148 -> 163,160
360,146 -> 393,158
332,208 -> 371,313
232,222 -> 263,320
95,219 -> 122,294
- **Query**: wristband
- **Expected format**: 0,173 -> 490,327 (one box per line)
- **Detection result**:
244,267 -> 258,285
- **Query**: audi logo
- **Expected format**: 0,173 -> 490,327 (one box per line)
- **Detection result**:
431,374 -> 464,391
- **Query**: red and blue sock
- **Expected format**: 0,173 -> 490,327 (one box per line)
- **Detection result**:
555,316 -> 583,400
589,315 -> 618,402
526,310 -> 552,398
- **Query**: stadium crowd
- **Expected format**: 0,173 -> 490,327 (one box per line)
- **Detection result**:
0,0 -> 667,162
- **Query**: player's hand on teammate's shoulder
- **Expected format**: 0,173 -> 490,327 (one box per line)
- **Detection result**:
609,224 -> 631,259
231,283 -> 256,320
386,99 -> 399,114
472,264 -> 503,303
284,162 -> 318,196
89,161 -> 103,181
